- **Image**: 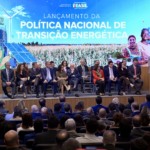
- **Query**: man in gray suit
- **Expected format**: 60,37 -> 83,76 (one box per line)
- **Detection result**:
128,58 -> 143,95
1,62 -> 15,99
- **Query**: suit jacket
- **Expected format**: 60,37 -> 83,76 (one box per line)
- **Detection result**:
68,68 -> 80,79
1,68 -> 15,83
34,130 -> 58,144
104,65 -> 118,81
77,65 -> 89,77
41,67 -> 54,81
131,127 -> 146,139
29,68 -> 41,80
50,67 -> 58,79
128,64 -> 141,78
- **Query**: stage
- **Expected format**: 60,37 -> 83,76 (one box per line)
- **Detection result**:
2,90 -> 149,113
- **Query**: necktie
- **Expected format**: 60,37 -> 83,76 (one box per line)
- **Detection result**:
6,69 -> 9,81
109,67 -> 114,79
46,68 -> 52,82
82,66 -> 86,76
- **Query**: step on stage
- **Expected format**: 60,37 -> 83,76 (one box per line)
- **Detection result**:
2,91 -> 149,113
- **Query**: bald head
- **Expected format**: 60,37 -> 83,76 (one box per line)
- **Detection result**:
4,130 -> 19,147
103,130 -> 116,146
99,108 -> 107,118
56,130 -> 70,146
65,118 -> 76,131
132,115 -> 141,127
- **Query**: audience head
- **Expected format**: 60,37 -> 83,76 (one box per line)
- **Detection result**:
75,101 -> 84,112
56,130 -> 70,147
113,112 -> 123,127
140,112 -> 150,126
74,114 -> 84,126
95,96 -> 102,104
39,98 -> 46,107
60,115 -> 70,129
130,138 -> 148,150
22,113 -> 33,129
0,100 -> 5,108
123,109 -> 132,117
34,118 -> 43,133
17,100 -> 28,113
0,121 -> 15,139
86,107 -> 94,115
48,115 -> 59,129
119,103 -> 125,113
119,118 -> 132,138
132,115 -> 141,127
86,119 -> 98,134
103,130 -> 116,146
31,105 -> 39,113
13,106 -> 22,118
41,107 -> 48,115
112,97 -> 119,105
97,120 -> 107,133
128,96 -> 134,104
62,138 -> 81,150
59,95 -> 66,103
146,94 -> 150,102
131,102 -> 139,112
4,130 -> 19,148
54,103 -> 62,113
65,118 -> 76,131
64,103 -> 71,113
0,113 -> 5,122
108,103 -> 116,112
98,108 -> 107,119
142,132 -> 150,145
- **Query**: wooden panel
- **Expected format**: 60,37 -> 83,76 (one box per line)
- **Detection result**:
4,95 -> 147,113
141,65 -> 149,91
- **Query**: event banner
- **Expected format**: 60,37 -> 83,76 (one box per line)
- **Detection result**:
0,0 -> 150,66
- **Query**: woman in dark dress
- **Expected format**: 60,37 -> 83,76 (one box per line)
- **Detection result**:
118,60 -> 131,95
16,63 -> 28,98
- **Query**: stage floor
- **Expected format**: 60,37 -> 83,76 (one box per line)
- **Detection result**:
1,90 -> 149,113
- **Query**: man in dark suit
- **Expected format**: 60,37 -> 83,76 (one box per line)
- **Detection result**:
77,59 -> 89,92
30,62 -> 42,98
1,62 -> 15,99
50,61 -> 57,78
128,58 -> 143,95
34,115 -> 59,144
104,60 -> 121,96
41,61 -> 58,97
